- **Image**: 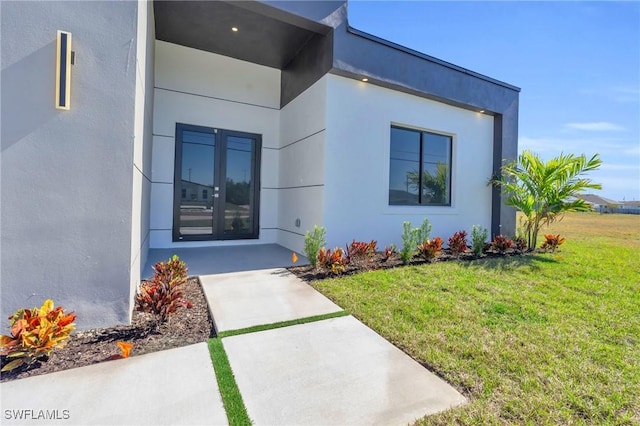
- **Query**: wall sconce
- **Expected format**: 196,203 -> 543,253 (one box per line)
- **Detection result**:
55,30 -> 72,110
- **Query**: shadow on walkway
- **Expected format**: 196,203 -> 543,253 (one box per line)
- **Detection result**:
143,244 -> 307,278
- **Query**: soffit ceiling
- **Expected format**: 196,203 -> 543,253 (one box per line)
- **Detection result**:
153,1 -> 329,69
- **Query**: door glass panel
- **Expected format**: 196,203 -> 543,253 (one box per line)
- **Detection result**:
179,130 -> 215,236
224,136 -> 253,235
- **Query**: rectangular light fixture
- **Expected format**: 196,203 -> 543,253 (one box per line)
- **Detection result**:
55,30 -> 72,110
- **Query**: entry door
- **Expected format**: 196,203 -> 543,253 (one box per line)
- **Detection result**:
173,123 -> 261,241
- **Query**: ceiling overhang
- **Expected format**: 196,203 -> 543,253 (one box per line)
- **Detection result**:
153,0 -> 332,69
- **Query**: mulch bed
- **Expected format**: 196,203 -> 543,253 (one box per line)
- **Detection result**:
288,248 -> 534,281
0,277 -> 215,383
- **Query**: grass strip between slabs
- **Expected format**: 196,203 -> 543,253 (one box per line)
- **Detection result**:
207,311 -> 348,425
216,310 -> 349,338
208,339 -> 252,426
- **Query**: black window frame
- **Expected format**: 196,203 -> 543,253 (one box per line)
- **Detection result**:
388,125 -> 453,207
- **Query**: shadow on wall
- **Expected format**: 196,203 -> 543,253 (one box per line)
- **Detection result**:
1,41 -> 59,152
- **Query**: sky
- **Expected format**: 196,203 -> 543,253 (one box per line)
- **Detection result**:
348,1 -> 640,201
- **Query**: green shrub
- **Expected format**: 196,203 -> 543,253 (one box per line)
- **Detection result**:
471,225 -> 488,255
304,226 -> 326,268
400,222 -> 415,264
416,218 -> 432,244
400,218 -> 432,264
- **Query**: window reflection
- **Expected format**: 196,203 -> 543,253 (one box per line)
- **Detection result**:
389,127 -> 452,206
225,136 -> 253,235
179,131 -> 215,235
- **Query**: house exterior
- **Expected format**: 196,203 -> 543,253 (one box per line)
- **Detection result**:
575,194 -> 622,211
1,0 -> 520,329
618,201 -> 640,215
620,200 -> 640,210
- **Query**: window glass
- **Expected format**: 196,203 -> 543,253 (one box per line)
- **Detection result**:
389,126 -> 452,206
389,128 -> 421,205
421,132 -> 451,205
224,136 -> 254,235
178,131 -> 215,235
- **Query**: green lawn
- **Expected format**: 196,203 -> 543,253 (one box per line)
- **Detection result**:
311,213 -> 640,424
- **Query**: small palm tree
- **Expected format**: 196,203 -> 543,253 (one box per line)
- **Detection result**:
407,162 -> 449,204
494,151 -> 602,250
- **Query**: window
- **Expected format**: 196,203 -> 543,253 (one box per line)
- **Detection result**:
202,189 -> 208,200
389,126 -> 452,206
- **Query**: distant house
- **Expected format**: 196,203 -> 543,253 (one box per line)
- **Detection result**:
574,194 -> 640,214
618,200 -> 640,215
620,200 -> 640,210
1,1 -> 520,329
576,194 -> 622,210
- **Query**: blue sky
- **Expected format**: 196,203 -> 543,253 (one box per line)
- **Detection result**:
348,1 -> 640,201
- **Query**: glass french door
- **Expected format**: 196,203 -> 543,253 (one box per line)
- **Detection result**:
173,123 -> 261,241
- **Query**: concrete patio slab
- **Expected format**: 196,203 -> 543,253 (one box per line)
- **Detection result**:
0,343 -> 227,426
144,244 -> 306,278
200,268 -> 342,332
222,315 -> 467,425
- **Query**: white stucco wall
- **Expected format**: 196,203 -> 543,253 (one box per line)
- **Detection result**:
150,41 -> 281,248
1,1 -> 139,329
278,77 -> 327,253
323,74 -> 494,249
129,1 -> 154,314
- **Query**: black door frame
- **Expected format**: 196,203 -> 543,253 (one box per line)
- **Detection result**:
172,123 -> 261,241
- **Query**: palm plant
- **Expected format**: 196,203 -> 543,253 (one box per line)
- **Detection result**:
493,151 -> 602,250
407,162 -> 449,204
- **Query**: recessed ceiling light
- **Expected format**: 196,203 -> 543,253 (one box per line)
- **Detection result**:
362,78 -> 369,82
479,110 -> 485,113
231,27 -> 238,32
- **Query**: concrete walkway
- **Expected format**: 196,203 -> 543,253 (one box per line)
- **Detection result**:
0,343 -> 226,425
223,315 -> 466,425
206,268 -> 467,425
1,261 -> 466,425
200,268 -> 341,332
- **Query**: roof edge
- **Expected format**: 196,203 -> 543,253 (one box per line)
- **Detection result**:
346,25 -> 521,93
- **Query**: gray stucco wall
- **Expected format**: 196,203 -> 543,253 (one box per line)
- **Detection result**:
1,1 -> 139,329
260,1 -> 345,25
129,1 -> 155,309
141,4 -> 154,277
281,31 -> 333,108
